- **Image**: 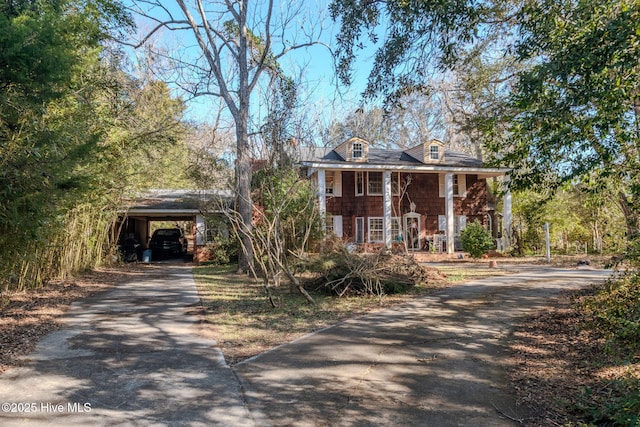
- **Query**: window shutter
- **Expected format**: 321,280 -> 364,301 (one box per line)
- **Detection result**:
457,216 -> 467,234
333,215 -> 343,237
438,215 -> 446,231
333,171 -> 342,197
458,175 -> 466,197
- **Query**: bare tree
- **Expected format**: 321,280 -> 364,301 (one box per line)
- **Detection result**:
227,174 -> 320,306
385,91 -> 446,149
125,0 -> 329,273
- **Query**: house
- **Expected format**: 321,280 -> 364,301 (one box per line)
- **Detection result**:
300,138 -> 512,254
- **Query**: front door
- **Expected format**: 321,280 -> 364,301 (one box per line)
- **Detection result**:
404,215 -> 421,251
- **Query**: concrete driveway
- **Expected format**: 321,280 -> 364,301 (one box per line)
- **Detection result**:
0,265 -> 252,426
0,264 -> 611,426
234,267 -> 612,426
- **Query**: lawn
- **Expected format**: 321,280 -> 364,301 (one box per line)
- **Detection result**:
191,259 -> 529,365
193,257 -> 638,425
192,263 -> 453,365
434,264 -> 512,283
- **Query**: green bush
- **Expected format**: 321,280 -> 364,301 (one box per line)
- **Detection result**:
460,220 -> 494,258
202,236 -> 239,265
584,271 -> 640,354
579,271 -> 640,425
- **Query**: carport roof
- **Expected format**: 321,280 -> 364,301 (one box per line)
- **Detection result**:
120,189 -> 233,217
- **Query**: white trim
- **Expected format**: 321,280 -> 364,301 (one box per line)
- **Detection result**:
301,161 -> 509,176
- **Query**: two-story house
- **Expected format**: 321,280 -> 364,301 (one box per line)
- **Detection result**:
301,138 -> 512,254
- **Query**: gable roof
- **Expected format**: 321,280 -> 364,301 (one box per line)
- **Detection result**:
299,139 -> 509,175
303,144 -> 483,167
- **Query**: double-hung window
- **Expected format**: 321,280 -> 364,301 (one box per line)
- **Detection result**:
391,217 -> 402,241
352,142 -> 363,159
355,217 -> 365,243
355,172 -> 364,196
368,217 -> 384,243
429,144 -> 440,161
324,171 -> 341,196
325,172 -> 334,194
368,172 -> 383,195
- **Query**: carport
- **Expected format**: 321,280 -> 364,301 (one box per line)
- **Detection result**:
117,189 -> 232,260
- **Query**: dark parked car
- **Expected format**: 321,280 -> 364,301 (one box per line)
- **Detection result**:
149,228 -> 185,259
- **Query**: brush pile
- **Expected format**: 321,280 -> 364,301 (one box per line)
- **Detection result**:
303,249 -> 441,297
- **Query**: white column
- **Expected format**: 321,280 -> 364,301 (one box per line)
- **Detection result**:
383,170 -> 392,248
195,214 -> 206,246
503,176 -> 512,249
317,169 -> 326,232
445,173 -> 455,254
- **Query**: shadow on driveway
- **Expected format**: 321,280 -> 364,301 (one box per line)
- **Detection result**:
0,264 -> 612,426
234,268 -> 612,426
0,265 -> 252,426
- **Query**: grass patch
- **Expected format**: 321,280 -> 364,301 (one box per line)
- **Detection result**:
434,265 -> 511,284
192,263 -> 450,365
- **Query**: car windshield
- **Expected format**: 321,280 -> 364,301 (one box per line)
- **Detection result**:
153,230 -> 181,239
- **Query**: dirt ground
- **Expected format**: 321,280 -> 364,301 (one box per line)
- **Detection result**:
0,255 -> 626,425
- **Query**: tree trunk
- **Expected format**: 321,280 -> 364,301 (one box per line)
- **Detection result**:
235,129 -> 254,274
618,190 -> 640,266
619,191 -> 640,241
235,5 -> 254,275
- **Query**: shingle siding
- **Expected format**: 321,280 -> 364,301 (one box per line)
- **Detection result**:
326,172 -> 488,242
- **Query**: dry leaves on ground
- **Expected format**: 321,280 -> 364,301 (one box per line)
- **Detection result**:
0,265 -> 143,373
509,286 -> 640,426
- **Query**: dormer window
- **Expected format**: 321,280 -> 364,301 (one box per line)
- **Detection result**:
429,144 -> 440,161
352,142 -> 363,159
